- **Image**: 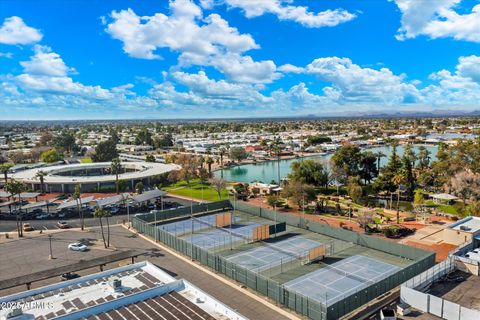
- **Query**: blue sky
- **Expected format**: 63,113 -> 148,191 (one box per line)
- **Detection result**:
0,0 -> 479,120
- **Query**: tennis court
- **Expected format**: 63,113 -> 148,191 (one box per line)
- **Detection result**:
181,222 -> 263,249
158,213 -> 240,236
226,236 -> 324,272
284,255 -> 400,305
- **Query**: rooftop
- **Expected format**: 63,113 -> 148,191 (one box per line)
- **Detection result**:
0,261 -> 245,320
448,216 -> 480,233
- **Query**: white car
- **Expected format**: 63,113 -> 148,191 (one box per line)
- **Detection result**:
68,242 -> 88,252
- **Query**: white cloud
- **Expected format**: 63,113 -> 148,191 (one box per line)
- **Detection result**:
422,55 -> 480,105
392,0 -> 480,42
105,2 -> 257,60
210,0 -> 356,28
0,16 -> 43,45
456,55 -> 480,83
211,54 -> 280,83
105,0 -> 278,83
0,52 -> 13,59
305,57 -> 420,104
15,46 -> 111,100
20,45 -> 74,77
278,63 -> 304,73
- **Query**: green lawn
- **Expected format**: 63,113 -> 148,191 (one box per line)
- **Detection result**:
425,200 -> 464,216
163,179 -> 230,201
79,157 -> 93,163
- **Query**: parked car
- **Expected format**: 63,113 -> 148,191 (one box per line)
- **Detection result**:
22,223 -> 34,232
35,214 -> 49,220
57,221 -> 70,229
68,242 -> 88,252
60,272 -> 80,281
110,206 -> 120,215
58,211 -> 66,218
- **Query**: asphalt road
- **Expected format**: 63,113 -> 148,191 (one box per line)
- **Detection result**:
0,195 -> 197,233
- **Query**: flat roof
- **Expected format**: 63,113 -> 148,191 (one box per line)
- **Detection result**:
449,216 -> 480,233
0,261 -> 246,320
57,196 -> 95,210
10,162 -> 181,185
131,189 -> 166,203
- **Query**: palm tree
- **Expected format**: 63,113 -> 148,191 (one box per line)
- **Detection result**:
73,184 -> 84,230
375,151 -> 386,172
218,148 -> 226,167
206,157 -> 214,174
392,173 -> 405,224
110,158 -> 121,194
5,179 -> 26,237
35,170 -> 47,193
0,163 -> 13,184
93,207 -> 110,248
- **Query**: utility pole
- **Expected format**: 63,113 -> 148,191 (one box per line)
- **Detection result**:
190,185 -> 194,261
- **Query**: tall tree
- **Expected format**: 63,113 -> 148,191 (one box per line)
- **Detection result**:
331,144 -> 362,183
229,147 -> 248,164
73,184 -> 84,230
206,157 -> 214,174
93,207 -> 110,248
392,173 -> 405,223
359,151 -> 379,184
289,160 -> 330,188
0,163 -> 13,184
218,147 -> 226,167
110,158 -> 121,194
5,180 -> 26,237
92,139 -> 118,162
281,180 -> 316,209
35,170 -> 47,193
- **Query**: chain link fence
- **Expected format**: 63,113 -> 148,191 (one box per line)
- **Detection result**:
133,200 -> 435,320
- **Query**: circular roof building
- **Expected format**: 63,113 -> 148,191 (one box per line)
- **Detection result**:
12,162 -> 181,193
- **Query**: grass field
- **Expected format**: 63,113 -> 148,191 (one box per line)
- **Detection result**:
163,179 -> 230,201
425,200 -> 465,216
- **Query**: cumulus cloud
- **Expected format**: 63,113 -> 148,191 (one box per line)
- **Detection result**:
206,0 -> 356,28
105,0 -> 279,83
15,46 -> 111,100
422,55 -> 480,105
305,57 -> 420,104
278,63 -> 304,73
0,16 -> 43,45
392,0 -> 480,42
20,45 -> 75,77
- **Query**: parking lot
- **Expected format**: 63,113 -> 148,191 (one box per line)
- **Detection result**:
0,195 -> 193,232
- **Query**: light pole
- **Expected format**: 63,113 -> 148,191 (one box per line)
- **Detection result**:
48,234 -> 53,260
190,184 -> 194,260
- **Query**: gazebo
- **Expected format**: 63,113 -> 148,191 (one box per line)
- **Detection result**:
430,193 -> 458,205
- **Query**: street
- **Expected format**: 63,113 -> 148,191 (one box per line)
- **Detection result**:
0,195 -> 197,233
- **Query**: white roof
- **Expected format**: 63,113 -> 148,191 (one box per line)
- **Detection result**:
0,261 -> 246,320
449,216 -> 480,233
57,196 -> 95,210
431,193 -> 458,200
11,162 -> 181,185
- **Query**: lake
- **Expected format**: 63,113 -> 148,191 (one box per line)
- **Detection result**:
214,144 -> 439,183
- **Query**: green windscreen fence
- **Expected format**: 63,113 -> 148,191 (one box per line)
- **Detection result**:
133,200 -> 435,320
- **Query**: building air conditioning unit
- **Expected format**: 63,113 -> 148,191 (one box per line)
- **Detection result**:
109,278 -> 122,291
5,308 -> 23,319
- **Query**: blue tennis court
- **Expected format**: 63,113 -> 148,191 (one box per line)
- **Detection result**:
284,255 -> 400,305
226,236 -> 324,272
181,222 -> 262,249
158,213 -> 240,236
